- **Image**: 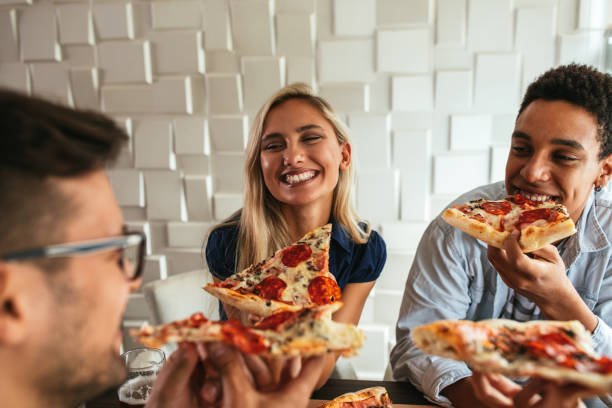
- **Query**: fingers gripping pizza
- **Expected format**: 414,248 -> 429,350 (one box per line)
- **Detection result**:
413,319 -> 612,392
442,194 -> 576,252
315,386 -> 392,408
204,224 -> 342,317
131,303 -> 364,357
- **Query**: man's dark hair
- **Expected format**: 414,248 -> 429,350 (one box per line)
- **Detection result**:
519,64 -> 612,160
0,89 -> 128,264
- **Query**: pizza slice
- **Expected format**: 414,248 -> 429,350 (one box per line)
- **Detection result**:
315,386 -> 392,408
131,302 -> 364,357
442,194 -> 576,252
204,223 -> 342,317
413,319 -> 612,392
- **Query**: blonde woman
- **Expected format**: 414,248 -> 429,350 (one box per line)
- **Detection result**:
205,83 -> 386,388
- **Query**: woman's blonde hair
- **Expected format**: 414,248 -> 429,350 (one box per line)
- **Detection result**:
212,83 -> 370,272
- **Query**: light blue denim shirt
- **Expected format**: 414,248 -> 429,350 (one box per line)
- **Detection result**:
390,181 -> 612,407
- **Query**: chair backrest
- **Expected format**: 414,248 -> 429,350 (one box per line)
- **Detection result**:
142,269 -> 219,325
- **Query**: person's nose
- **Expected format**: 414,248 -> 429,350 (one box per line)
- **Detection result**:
283,142 -> 305,167
519,153 -> 551,183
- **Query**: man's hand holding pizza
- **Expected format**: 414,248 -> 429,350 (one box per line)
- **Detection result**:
487,230 -> 598,332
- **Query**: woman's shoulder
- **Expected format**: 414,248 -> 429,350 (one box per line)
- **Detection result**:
206,223 -> 240,252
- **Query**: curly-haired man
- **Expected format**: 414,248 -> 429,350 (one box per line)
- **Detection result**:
391,64 -> 612,408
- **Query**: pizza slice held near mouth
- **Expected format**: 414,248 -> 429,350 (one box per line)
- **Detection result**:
204,223 -> 342,317
442,194 -> 576,252
130,302 -> 364,357
413,319 -> 612,393
315,386 -> 393,408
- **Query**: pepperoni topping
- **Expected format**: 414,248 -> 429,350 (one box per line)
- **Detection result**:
281,244 -> 312,267
340,396 -> 378,408
312,252 -> 327,271
220,320 -> 268,354
254,310 -> 297,331
518,208 -> 560,225
472,214 -> 487,224
308,276 -> 342,305
596,356 -> 612,374
481,201 -> 512,215
511,194 -> 536,207
216,279 -> 239,289
253,276 -> 287,301
187,312 -> 208,327
453,204 -> 471,214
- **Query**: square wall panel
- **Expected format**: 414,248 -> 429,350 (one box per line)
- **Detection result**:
108,169 -> 144,207
474,53 -> 520,114
0,9 -> 18,61
213,193 -> 243,220
515,7 -> 555,92
92,2 -> 134,40
318,40 -> 375,84
177,154 -> 211,175
184,175 -> 213,221
376,251 -> 414,291
211,152 -> 245,193
229,0 -> 274,55
490,145 -> 510,183
57,4 -> 94,45
174,117 -> 209,155
276,0 -> 315,13
437,0 -> 466,46
63,45 -> 96,66
206,73 -> 243,114
559,31 -> 604,68
144,170 -> 187,221
394,130 -> 431,221
377,29 -> 431,73
377,0 -> 432,25
30,62 -> 71,105
450,115 -> 492,151
492,114 -> 515,144
203,0 -> 232,50
287,57 -> 315,87
435,70 -> 472,111
209,115 -> 248,152
149,31 -> 205,75
97,41 -> 152,84
206,50 -> 240,73
242,57 -> 285,112
434,151 -> 489,195
333,0 -> 376,36
466,0 -> 513,52
69,67 -> 99,111
348,113 -> 391,169
134,120 -> 175,169
379,221 -> 428,252
558,0 -> 579,34
434,46 -> 472,70
20,5 -> 60,61
0,63 -> 30,93
391,75 -> 433,111
357,169 -> 400,222
578,0 -> 607,29
151,1 -> 202,30
167,222 -> 212,248
319,83 -> 369,112
276,14 -> 315,57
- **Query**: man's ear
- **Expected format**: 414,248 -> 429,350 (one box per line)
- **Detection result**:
339,142 -> 351,171
0,262 -> 29,346
596,154 -> 612,188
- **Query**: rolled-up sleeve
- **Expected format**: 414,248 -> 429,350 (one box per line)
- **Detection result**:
390,218 -> 475,407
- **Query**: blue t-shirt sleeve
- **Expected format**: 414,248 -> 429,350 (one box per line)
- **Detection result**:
205,226 -> 238,281
347,230 -> 387,283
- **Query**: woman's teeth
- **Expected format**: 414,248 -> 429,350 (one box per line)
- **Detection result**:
285,171 -> 315,184
518,190 -> 553,202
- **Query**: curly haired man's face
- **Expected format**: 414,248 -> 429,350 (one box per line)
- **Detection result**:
505,99 -> 612,222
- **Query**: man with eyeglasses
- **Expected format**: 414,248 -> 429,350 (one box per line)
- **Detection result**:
0,89 -> 324,408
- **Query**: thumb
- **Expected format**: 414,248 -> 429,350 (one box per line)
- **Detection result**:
149,344 -> 198,401
207,343 -> 258,408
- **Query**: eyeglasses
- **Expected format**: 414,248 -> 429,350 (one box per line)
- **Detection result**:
0,232 -> 146,280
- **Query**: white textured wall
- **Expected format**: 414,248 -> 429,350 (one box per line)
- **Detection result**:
1,0 -> 610,379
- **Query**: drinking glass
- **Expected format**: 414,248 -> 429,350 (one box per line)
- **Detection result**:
117,348 -> 166,407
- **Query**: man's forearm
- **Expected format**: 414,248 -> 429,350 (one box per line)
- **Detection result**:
442,377 -> 486,408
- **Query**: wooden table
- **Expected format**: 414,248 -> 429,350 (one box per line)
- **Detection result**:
85,378 -> 433,407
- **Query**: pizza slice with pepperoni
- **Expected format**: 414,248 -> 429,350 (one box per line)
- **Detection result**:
204,224 -> 342,317
413,319 -> 612,392
442,194 -> 576,252
131,302 -> 364,357
315,386 -> 392,408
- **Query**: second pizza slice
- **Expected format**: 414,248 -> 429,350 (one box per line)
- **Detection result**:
204,224 -> 341,317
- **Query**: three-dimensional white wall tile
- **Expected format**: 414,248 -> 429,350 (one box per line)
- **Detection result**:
124,294 -> 148,319
206,50 -> 239,73
108,169 -> 145,207
434,46 -> 472,70
492,114 -> 515,144
184,175 -> 213,221
578,0 -> 607,29
151,1 -> 202,30
433,151 -> 489,195
229,0 -> 275,55
97,41 -> 152,84
20,5 -> 60,61
0,9 -> 19,61
376,251 -> 414,291
202,0 -> 232,50
435,70 -> 472,111
69,67 -> 99,111
206,73 -> 243,114
334,0 -> 375,35
163,248 -> 204,276
57,3 -> 94,45
490,145 -> 510,183
558,0 -> 579,34
351,324 -> 389,376
348,113 -> 391,169
125,220 -> 152,254
63,45 -> 96,67
377,29 -> 430,73
377,0 -> 432,25
149,31 -> 205,75
144,170 -> 187,221
141,254 -> 168,284
466,0 -> 513,52
373,289 -> 403,327
515,8 -> 555,91
30,62 -> 71,105
429,194 -> 456,219
276,0 -> 315,13
213,192 -> 243,220
211,152 -> 244,193
357,169 -> 400,222
379,221 -> 428,252
559,31 -> 604,68
436,0 -> 466,46
319,83 -> 369,112
242,57 -> 285,111
318,40 -> 375,84
92,2 -> 134,40
0,62 -> 30,93
474,53 -> 520,113
276,14 -> 315,57
209,116 -> 248,152
287,57 -> 316,87
134,120 -> 175,169
450,115 -> 492,151
177,154 -> 211,174
174,117 -> 209,155
394,130 -> 431,221
167,222 -> 212,247
391,75 -> 433,111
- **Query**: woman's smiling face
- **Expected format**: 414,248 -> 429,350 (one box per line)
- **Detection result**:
505,99 -> 612,222
259,98 -> 350,209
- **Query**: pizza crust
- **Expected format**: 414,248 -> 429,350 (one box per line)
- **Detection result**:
315,386 -> 392,408
203,285 -> 304,317
442,208 -> 509,249
520,218 -> 577,252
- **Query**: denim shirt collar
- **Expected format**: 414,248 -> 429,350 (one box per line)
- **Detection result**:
573,191 -> 610,253
330,220 -> 352,253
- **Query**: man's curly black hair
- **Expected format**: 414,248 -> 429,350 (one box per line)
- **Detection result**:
519,64 -> 612,160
